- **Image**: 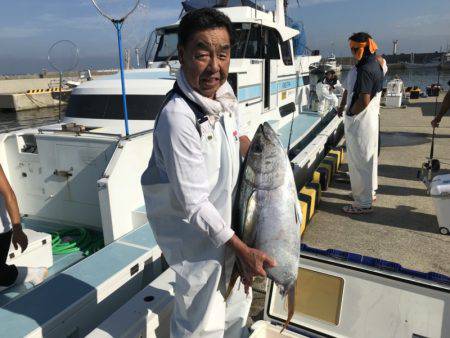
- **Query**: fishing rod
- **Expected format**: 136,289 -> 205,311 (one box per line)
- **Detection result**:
286,107 -> 296,154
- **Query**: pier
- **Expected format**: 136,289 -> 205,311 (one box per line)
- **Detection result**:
0,70 -> 115,111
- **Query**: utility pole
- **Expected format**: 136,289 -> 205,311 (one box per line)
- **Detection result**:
135,48 -> 140,68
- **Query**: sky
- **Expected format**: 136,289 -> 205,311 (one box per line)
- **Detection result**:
0,0 -> 449,75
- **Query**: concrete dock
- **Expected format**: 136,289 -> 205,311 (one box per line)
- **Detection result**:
303,93 -> 450,277
0,70 -> 115,111
0,78 -> 64,111
249,93 -> 450,324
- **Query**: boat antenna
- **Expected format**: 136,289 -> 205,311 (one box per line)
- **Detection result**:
48,40 -> 79,123
91,0 -> 141,137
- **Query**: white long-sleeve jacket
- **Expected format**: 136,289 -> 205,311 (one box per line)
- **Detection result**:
141,91 -> 243,249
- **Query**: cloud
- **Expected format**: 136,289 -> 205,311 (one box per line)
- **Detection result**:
0,27 -> 46,39
298,0 -> 348,6
395,13 -> 450,30
147,7 -> 180,21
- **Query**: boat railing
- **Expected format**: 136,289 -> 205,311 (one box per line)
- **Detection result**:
37,128 -> 122,138
34,127 -> 154,140
122,128 -> 154,140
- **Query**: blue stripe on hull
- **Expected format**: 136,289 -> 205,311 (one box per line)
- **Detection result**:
239,75 -> 306,101
238,85 -> 262,102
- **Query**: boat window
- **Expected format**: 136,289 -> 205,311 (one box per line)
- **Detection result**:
281,40 -> 293,65
154,30 -> 178,62
266,29 -> 280,60
231,27 -> 250,58
245,25 -> 263,59
66,95 -> 166,120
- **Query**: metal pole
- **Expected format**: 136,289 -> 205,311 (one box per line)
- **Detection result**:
430,67 -> 441,160
135,48 -> 140,68
58,71 -> 62,122
114,20 -> 130,137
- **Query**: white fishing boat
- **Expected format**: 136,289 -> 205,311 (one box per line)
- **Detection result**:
0,0 -> 340,336
308,53 -> 341,77
323,53 -> 342,73
0,1 -> 448,337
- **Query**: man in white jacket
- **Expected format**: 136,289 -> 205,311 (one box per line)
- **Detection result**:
141,8 -> 275,337
316,70 -> 341,115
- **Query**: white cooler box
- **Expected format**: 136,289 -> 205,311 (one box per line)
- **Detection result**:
430,174 -> 450,235
6,228 -> 53,268
386,94 -> 402,108
250,256 -> 449,338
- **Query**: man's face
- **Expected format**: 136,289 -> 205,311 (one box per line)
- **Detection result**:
350,47 -> 359,60
178,27 -> 231,99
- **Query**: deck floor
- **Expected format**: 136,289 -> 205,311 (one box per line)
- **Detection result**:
302,94 -> 450,277
0,219 -> 89,307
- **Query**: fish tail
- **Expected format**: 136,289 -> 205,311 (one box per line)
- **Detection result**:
225,263 -> 240,300
280,286 -> 295,333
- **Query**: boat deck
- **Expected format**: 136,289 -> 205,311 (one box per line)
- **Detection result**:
0,218 -> 90,307
303,93 -> 450,277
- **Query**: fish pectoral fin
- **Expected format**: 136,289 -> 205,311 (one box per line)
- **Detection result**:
242,190 -> 258,245
294,199 -> 302,227
280,287 -> 296,333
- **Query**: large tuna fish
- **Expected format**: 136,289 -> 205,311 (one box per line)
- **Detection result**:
230,122 -> 302,331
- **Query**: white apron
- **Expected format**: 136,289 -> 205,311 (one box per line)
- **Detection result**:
142,98 -> 251,337
345,92 -> 381,207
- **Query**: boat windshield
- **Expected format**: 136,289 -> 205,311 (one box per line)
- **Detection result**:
65,94 -> 166,120
154,29 -> 178,62
153,24 -> 274,61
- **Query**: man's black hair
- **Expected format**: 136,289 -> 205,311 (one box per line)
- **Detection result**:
348,32 -> 372,43
178,8 -> 234,47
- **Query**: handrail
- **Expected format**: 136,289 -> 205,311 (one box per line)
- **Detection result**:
121,128 -> 154,140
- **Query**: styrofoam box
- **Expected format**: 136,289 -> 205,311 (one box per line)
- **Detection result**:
250,321 -> 308,338
430,174 -> 450,233
386,95 -> 402,108
6,229 -> 53,268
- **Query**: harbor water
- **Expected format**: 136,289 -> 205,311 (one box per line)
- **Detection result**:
0,67 -> 449,133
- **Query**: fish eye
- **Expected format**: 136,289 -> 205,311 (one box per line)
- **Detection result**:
253,142 -> 263,153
